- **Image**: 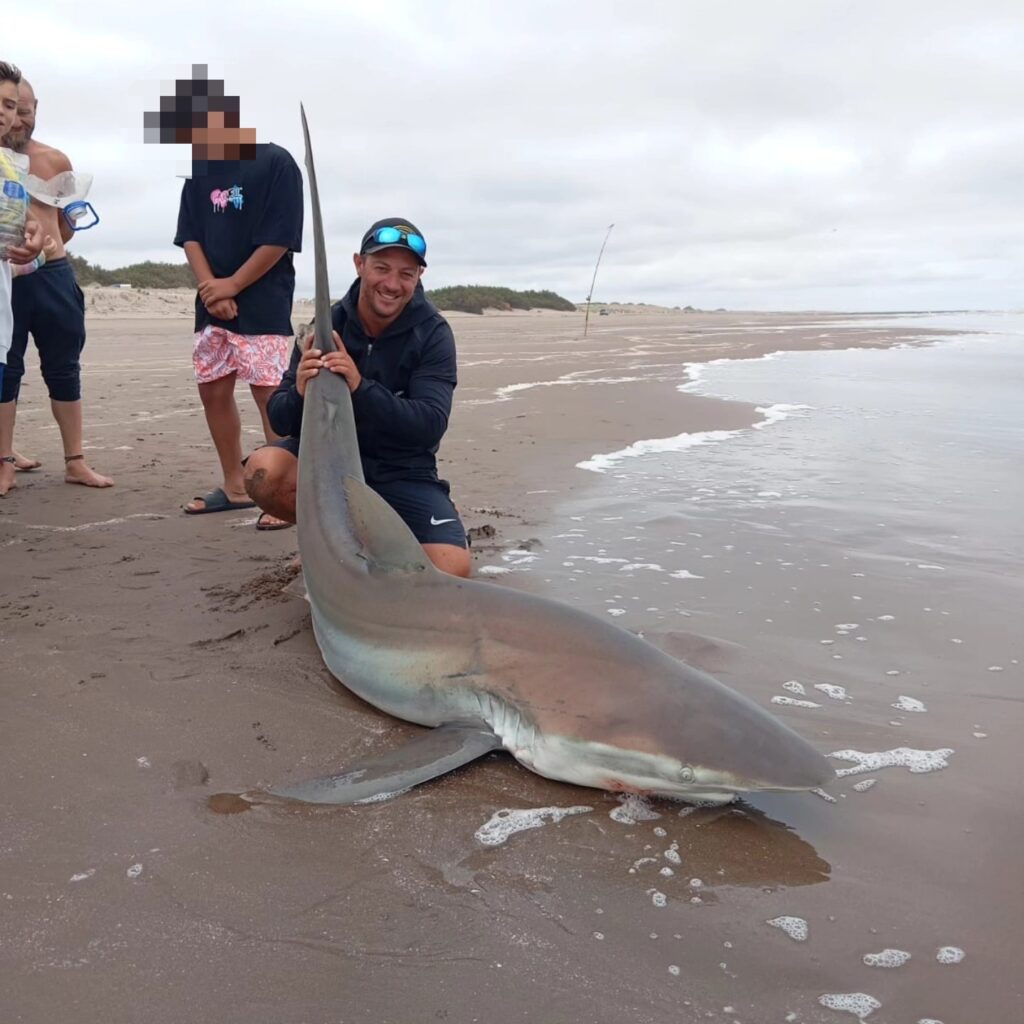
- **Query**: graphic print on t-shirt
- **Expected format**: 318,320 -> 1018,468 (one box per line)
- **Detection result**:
210,185 -> 244,212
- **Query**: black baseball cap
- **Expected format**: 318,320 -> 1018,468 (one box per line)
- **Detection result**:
359,217 -> 428,267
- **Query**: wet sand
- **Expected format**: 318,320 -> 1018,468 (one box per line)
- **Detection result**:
1,304 -> 1018,1023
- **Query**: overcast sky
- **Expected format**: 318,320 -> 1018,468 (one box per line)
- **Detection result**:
10,0 -> 1023,310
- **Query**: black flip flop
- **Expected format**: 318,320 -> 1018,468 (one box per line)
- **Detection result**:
183,487 -> 256,515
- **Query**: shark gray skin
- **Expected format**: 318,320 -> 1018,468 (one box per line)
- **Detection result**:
263,109 -> 833,807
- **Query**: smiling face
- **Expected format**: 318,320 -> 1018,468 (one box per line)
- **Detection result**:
4,81 -> 35,151
353,247 -> 424,333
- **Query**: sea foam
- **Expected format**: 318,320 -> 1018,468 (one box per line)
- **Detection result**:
830,747 -> 954,777
474,805 -> 591,846
818,992 -> 881,1019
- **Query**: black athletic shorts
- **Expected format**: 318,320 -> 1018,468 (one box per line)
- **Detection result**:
3,257 -> 86,404
268,437 -> 466,548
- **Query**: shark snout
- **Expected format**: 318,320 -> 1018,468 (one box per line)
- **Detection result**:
737,727 -> 834,793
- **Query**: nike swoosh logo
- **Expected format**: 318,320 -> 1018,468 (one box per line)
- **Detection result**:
430,516 -> 456,526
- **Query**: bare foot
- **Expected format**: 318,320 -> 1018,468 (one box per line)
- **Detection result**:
256,511 -> 294,531
0,460 -> 16,496
13,451 -> 42,471
65,457 -> 114,489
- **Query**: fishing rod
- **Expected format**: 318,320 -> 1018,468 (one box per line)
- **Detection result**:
583,222 -> 615,337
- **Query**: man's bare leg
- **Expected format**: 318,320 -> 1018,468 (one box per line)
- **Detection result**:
0,402 -> 17,496
185,373 -> 248,511
423,543 -> 472,578
248,384 -> 291,528
52,399 -> 113,488
243,445 -> 297,522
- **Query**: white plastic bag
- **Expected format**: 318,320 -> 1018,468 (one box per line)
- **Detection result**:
24,170 -> 94,209
25,170 -> 98,231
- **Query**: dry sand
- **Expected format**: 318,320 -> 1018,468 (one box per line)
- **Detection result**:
1,295 -> 1014,1022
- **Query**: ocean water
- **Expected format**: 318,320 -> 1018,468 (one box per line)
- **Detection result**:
482,313 -> 1023,1021
575,313 -> 1023,572
503,313 -> 1024,644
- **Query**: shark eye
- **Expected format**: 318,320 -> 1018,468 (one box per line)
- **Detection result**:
678,765 -> 695,783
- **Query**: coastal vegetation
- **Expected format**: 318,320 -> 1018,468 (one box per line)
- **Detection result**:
68,254 -> 195,289
67,257 -> 578,314
423,285 -> 576,315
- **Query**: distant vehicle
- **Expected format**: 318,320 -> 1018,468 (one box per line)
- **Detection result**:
599,308 -> 611,316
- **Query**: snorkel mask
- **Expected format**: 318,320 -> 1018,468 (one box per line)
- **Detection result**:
24,171 -> 100,231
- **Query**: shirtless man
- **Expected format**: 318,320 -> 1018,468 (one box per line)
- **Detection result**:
2,59 -> 45,486
0,76 -> 112,496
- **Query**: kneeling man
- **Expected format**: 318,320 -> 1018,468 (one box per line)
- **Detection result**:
244,218 -> 470,578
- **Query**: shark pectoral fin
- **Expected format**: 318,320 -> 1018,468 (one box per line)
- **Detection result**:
266,723 -> 503,805
343,475 -> 434,574
281,570 -> 308,601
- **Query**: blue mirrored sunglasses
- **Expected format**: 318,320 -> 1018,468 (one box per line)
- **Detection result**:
371,226 -> 426,257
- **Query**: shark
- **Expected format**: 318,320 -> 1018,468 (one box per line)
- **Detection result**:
259,108 -> 833,807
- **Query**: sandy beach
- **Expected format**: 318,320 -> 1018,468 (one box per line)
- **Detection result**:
2,295 -> 1019,1023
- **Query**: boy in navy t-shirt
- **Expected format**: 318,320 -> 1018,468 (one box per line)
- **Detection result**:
148,67 -> 303,520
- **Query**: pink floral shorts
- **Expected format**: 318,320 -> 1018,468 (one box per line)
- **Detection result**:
192,325 -> 290,386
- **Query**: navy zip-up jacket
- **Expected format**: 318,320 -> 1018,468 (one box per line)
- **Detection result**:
267,279 -> 457,484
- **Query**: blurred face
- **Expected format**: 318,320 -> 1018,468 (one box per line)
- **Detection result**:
354,247 -> 424,326
190,110 -> 256,160
0,80 -> 19,140
5,81 -> 35,150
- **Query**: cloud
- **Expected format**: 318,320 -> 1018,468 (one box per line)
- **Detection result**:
10,0 -> 1023,310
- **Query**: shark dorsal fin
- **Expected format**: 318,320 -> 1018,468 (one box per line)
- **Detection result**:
343,475 -> 434,575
